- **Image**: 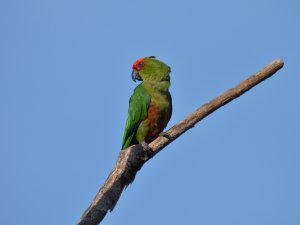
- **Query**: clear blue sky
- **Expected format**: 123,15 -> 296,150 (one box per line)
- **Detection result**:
1,0 -> 299,224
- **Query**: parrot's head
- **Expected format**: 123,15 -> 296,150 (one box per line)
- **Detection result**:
131,56 -> 171,83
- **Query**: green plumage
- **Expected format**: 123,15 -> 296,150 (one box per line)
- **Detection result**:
122,57 -> 172,149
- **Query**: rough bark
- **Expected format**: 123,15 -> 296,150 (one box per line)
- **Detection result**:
77,59 -> 284,225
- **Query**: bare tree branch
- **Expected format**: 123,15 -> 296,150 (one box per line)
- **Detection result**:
77,59 -> 284,225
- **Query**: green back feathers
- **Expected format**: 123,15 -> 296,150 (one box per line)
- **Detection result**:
121,84 -> 150,149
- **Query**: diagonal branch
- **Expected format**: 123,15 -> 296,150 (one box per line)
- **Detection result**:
77,59 -> 284,225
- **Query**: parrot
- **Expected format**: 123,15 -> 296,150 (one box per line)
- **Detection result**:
121,56 -> 172,150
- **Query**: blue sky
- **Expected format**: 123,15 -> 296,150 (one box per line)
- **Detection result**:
1,0 -> 299,224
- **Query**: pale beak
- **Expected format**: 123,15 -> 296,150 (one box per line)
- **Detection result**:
131,69 -> 142,82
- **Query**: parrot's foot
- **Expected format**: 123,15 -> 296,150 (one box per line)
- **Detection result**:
159,131 -> 171,140
141,141 -> 155,158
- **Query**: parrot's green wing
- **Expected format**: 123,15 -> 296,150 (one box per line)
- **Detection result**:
122,84 -> 150,149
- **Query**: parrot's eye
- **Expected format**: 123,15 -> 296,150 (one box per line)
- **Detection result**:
132,57 -> 146,71
138,61 -> 144,68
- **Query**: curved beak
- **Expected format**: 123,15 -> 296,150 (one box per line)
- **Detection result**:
131,69 -> 142,82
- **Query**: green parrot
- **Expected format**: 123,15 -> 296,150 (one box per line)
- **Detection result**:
121,56 -> 172,150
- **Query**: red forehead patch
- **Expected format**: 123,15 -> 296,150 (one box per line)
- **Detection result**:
132,57 -> 146,71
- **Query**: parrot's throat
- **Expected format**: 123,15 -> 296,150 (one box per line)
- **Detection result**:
143,81 -> 170,93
